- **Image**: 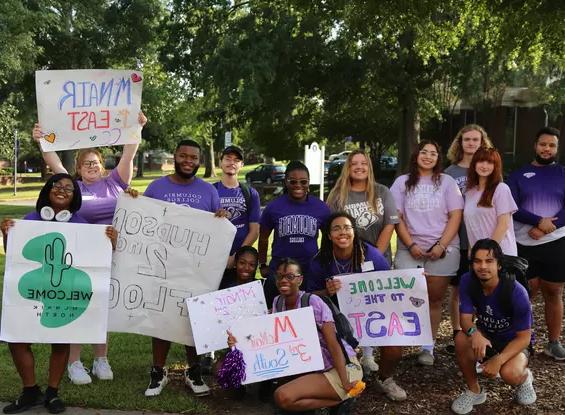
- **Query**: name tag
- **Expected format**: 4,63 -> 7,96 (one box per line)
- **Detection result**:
361,261 -> 374,272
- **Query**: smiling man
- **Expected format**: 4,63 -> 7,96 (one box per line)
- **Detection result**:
452,239 -> 535,414
507,127 -> 565,361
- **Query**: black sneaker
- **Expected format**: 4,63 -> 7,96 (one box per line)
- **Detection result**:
3,388 -> 44,414
44,396 -> 66,414
329,398 -> 354,415
144,366 -> 169,397
185,365 -> 210,396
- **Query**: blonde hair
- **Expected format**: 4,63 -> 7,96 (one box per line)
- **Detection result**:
447,124 -> 493,164
74,148 -> 106,179
327,150 -> 380,212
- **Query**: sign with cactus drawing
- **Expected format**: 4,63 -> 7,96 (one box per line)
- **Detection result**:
0,220 -> 113,343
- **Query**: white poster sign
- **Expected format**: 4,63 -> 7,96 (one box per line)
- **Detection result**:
0,221 -> 112,343
336,268 -> 433,346
187,280 -> 268,354
108,194 -> 236,345
304,142 -> 324,185
35,69 -> 143,151
230,307 -> 324,384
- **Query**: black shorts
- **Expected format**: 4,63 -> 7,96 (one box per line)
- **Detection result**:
450,249 -> 470,286
517,236 -> 565,283
483,339 -> 530,361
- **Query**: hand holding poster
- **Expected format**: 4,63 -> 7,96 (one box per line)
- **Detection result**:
108,194 -> 236,345
336,268 -> 432,346
229,307 -> 324,384
187,281 -> 268,354
35,69 -> 143,151
0,221 -> 112,343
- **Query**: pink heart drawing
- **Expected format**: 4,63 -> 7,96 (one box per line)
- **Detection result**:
131,73 -> 142,83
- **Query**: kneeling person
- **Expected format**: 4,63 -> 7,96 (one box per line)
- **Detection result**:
452,239 -> 536,414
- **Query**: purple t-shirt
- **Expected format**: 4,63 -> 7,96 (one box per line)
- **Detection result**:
24,211 -> 89,224
260,195 -> 331,269
390,173 -> 464,249
143,176 -> 220,212
306,243 -> 390,292
464,183 -> 518,255
459,272 -> 532,345
273,291 -> 356,371
215,182 -> 261,255
77,169 -> 128,224
507,163 -> 565,245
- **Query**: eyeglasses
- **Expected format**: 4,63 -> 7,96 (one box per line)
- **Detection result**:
419,150 -> 438,158
52,183 -> 75,194
330,224 -> 354,232
82,160 -> 100,168
275,273 -> 302,282
287,179 -> 309,186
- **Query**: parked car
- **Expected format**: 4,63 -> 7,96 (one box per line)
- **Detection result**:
328,150 -> 351,161
326,156 -> 398,190
245,164 -> 286,184
326,159 -> 346,190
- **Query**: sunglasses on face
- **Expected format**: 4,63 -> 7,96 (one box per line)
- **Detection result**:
287,179 -> 309,186
82,160 -> 100,168
276,273 -> 302,282
52,183 -> 74,194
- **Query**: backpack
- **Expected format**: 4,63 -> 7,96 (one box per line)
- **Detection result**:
499,255 -> 530,316
213,181 -> 252,212
274,293 -> 359,363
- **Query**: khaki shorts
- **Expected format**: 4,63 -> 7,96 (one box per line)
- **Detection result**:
394,246 -> 460,276
323,356 -> 363,400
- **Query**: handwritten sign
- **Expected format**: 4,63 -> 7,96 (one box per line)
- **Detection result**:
229,307 -> 324,384
0,221 -> 112,343
35,69 -> 143,151
108,194 -> 236,345
187,281 -> 268,354
336,268 -> 432,346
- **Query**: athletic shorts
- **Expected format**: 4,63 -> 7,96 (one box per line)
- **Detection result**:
394,246 -> 460,277
517,236 -> 565,283
323,356 -> 363,401
483,339 -> 530,361
450,249 -> 470,286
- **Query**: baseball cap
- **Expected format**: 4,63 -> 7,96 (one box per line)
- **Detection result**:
222,146 -> 244,160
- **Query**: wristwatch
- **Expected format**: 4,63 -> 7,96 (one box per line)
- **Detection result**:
465,326 -> 477,337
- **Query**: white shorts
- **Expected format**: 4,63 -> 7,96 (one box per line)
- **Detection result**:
394,246 -> 460,276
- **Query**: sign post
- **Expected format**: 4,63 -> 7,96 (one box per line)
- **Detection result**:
304,142 -> 325,201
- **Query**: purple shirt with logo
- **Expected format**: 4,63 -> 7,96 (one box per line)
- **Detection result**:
77,169 -> 128,224
215,182 -> 261,255
260,194 -> 331,270
143,176 -> 220,212
459,272 -> 532,345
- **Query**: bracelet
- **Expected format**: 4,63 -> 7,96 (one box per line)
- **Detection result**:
408,242 -> 417,250
465,326 -> 477,337
436,241 -> 447,252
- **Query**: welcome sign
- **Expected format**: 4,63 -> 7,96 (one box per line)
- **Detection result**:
0,221 -> 112,343
35,69 -> 143,151
229,307 -> 324,384
336,268 -> 433,346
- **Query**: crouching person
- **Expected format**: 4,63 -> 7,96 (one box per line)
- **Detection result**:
452,239 -> 536,414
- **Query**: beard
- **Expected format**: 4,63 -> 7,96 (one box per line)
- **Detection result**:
174,161 -> 200,179
535,154 -> 556,165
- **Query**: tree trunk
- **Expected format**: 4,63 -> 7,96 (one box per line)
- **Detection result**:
204,140 -> 217,178
398,98 -> 420,174
61,151 -> 76,175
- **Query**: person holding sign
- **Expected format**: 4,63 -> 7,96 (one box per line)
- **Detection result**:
1,174 -> 117,415
451,239 -> 535,414
390,141 -> 463,366
228,258 -> 363,413
32,112 -> 146,385
326,150 -> 399,375
307,212 -> 406,401
258,161 -> 331,305
142,139 -> 225,398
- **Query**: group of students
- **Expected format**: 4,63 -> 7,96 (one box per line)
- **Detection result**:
0,119 -> 563,414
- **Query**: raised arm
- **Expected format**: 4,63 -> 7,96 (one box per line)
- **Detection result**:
32,124 -> 68,174
115,112 -> 146,184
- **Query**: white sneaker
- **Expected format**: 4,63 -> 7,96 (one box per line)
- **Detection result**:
377,377 -> 407,401
92,357 -> 114,380
185,366 -> 210,396
68,360 -> 92,385
360,355 -> 379,373
515,369 -> 536,405
417,349 -> 434,366
145,366 -> 169,397
451,388 -> 487,414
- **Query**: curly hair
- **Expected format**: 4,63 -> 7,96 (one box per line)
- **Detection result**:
447,124 -> 493,164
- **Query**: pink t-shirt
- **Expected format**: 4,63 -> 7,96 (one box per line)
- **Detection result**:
391,173 -> 464,250
463,183 -> 518,255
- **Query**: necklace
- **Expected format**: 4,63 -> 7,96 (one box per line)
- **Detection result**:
332,251 -> 352,275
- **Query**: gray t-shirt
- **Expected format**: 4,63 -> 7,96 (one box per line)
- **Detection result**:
445,164 -> 469,250
330,183 -> 399,263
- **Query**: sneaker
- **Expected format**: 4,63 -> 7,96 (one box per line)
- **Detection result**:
3,388 -> 44,414
515,369 -> 536,405
417,349 -> 434,366
451,388 -> 487,414
544,341 -> 565,361
376,377 -> 407,401
92,357 -> 114,380
329,398 -> 354,414
68,360 -> 92,385
44,396 -> 66,414
185,365 -> 210,396
145,366 -> 169,397
359,355 -> 379,373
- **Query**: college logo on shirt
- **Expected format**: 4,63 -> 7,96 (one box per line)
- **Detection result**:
278,215 -> 318,237
523,172 -> 536,179
406,184 -> 441,212
454,176 -> 467,193
345,200 -> 383,230
220,196 -> 246,221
